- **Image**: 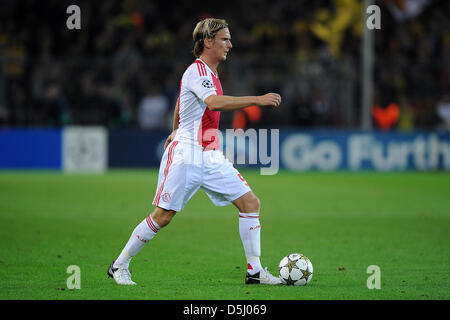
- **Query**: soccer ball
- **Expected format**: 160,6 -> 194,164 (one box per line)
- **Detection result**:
278,253 -> 313,286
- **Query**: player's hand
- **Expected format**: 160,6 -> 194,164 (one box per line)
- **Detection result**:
164,130 -> 177,150
257,93 -> 281,108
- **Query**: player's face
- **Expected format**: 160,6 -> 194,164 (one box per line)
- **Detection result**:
212,28 -> 232,61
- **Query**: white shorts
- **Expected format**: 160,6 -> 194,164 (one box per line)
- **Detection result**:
152,140 -> 252,212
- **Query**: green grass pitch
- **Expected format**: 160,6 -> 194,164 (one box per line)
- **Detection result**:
0,170 -> 449,299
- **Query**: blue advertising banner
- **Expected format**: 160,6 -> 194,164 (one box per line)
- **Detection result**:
1,128 -> 449,171
108,131 -> 167,168
278,131 -> 450,171
107,129 -> 450,172
0,129 -> 62,169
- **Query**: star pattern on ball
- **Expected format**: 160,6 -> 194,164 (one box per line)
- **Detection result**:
286,258 -> 297,272
300,267 -> 312,280
300,255 -> 309,262
286,275 -> 296,285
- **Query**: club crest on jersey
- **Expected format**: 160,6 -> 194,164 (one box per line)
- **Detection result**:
161,191 -> 171,202
202,80 -> 213,88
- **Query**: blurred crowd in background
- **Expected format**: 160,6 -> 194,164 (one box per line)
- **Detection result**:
0,0 -> 449,131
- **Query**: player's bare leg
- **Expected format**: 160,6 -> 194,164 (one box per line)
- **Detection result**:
233,191 -> 281,285
233,191 -> 260,213
108,207 -> 176,285
151,207 -> 176,227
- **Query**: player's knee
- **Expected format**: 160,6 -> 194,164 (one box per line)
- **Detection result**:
252,195 -> 261,212
158,214 -> 172,227
244,193 -> 261,213
151,208 -> 176,228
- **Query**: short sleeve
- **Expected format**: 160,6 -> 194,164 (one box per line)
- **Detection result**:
185,66 -> 217,102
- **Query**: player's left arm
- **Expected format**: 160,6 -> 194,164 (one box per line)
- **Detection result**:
164,96 -> 179,150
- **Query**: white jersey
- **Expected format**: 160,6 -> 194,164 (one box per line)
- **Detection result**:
175,58 -> 223,150
152,59 -> 252,211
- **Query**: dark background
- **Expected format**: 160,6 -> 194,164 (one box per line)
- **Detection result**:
0,0 -> 448,131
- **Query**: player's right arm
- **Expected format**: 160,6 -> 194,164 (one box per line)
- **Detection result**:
172,96 -> 180,131
204,93 -> 281,111
185,64 -> 281,112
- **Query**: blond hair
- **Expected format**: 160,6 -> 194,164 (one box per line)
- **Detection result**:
192,18 -> 228,57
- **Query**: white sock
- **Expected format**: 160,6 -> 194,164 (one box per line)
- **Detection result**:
238,212 -> 262,275
114,215 -> 160,269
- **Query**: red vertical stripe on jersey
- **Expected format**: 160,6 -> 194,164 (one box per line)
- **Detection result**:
153,141 -> 178,206
201,63 -> 207,77
211,72 -> 223,95
197,70 -> 223,150
196,61 -> 207,77
196,60 -> 209,77
196,63 -> 202,76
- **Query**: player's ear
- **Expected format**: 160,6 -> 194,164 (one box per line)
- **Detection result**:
204,37 -> 214,49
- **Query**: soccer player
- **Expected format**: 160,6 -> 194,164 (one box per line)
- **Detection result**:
108,18 -> 282,285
